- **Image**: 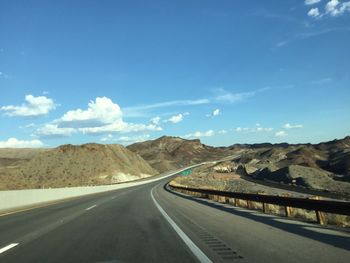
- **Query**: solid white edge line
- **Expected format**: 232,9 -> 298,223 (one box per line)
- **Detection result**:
151,185 -> 212,263
0,243 -> 19,254
86,205 -> 97,211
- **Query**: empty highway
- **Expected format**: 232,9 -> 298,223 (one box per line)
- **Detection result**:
0,174 -> 349,263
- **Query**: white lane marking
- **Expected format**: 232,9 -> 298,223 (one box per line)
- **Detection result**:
151,186 -> 212,263
0,243 -> 19,254
86,205 -> 97,211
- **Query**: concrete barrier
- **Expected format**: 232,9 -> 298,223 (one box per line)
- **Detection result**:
0,163 -> 205,213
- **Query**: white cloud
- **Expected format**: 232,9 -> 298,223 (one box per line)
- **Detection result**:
218,129 -> 227,134
234,124 -> 273,133
277,28 -> 350,47
19,123 -> 36,129
214,88 -> 269,104
206,108 -> 220,117
35,124 -> 76,138
78,122 -> 162,135
283,123 -> 303,129
308,0 -> 350,18
100,134 -> 151,145
100,134 -> 114,142
275,131 -> 288,137
212,109 -> 220,116
59,97 -> 121,128
214,89 -> 255,103
305,0 -> 321,5
116,134 -> 151,144
150,116 -> 161,125
325,0 -> 350,16
308,8 -> 321,17
256,127 -> 274,132
54,97 -> 162,135
183,130 -> 215,139
276,41 -> 288,47
124,99 -> 209,117
0,137 -> 44,148
123,88 -> 269,118
312,77 -> 332,84
166,113 -> 184,124
326,0 -> 340,15
0,71 -> 9,79
1,95 -> 56,117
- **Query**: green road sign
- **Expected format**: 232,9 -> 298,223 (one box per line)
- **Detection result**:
180,169 -> 192,176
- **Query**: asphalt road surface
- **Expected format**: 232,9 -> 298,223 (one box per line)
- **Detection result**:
0,175 -> 349,263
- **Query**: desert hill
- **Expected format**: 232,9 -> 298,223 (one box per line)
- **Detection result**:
130,136 -> 350,196
0,143 -> 157,190
1,136 -> 349,193
127,136 -> 232,172
0,148 -> 49,167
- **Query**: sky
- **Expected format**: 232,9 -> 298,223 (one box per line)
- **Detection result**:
1,0 -> 350,148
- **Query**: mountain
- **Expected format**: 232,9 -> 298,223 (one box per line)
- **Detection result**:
227,136 -> 350,194
0,143 -> 157,190
0,148 -> 49,167
129,135 -> 350,196
1,136 -> 349,193
127,136 -> 232,172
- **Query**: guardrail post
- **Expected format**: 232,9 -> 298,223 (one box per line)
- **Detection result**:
262,203 -> 268,213
309,196 -> 327,225
284,206 -> 292,217
247,200 -> 253,209
259,192 -> 268,213
282,194 -> 292,217
168,185 -> 350,224
313,196 -> 327,225
233,198 -> 237,206
315,210 -> 326,225
236,199 -> 241,207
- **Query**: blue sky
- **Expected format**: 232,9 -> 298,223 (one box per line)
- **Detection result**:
1,0 -> 350,147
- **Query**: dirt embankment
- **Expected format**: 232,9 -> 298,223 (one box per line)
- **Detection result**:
130,136 -> 350,198
0,143 -> 157,190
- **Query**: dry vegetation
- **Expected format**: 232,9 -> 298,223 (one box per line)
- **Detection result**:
171,159 -> 350,227
0,143 -> 157,190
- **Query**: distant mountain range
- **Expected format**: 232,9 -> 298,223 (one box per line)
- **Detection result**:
128,136 -> 350,195
0,136 -> 349,193
128,136 -> 350,178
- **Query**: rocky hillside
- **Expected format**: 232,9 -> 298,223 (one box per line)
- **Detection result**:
127,135 -> 349,197
1,136 -> 349,193
0,143 -> 157,190
0,148 -> 48,167
235,136 -> 350,179
221,136 -> 350,196
127,136 -> 232,172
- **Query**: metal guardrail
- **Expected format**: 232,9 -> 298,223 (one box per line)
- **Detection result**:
169,184 -> 350,224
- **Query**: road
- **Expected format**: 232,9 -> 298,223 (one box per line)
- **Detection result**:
0,174 -> 349,263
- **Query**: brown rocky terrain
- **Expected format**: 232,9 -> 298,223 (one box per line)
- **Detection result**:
1,136 -> 349,194
0,148 -> 49,168
0,143 -> 157,190
130,136 -> 350,198
127,136 -> 232,172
